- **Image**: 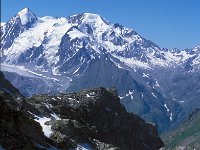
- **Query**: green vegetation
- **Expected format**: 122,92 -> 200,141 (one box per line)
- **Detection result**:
167,120 -> 200,149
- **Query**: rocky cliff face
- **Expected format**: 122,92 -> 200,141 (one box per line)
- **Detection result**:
26,87 -> 164,149
0,92 -> 58,150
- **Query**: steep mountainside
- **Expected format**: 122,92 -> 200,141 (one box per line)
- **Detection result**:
1,8 -> 200,132
161,108 -> 200,150
0,73 -> 164,149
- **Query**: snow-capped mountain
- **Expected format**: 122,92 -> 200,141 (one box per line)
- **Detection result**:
2,8 -> 198,72
1,8 -> 200,132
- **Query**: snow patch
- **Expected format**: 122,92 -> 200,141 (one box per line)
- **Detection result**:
34,116 -> 52,137
119,96 -> 124,99
152,93 -> 157,98
142,73 -> 149,78
68,29 -> 87,39
155,80 -> 160,87
114,55 -> 151,69
86,94 -> 92,98
74,143 -> 92,150
126,90 -> 134,99
164,104 -> 170,112
73,67 -> 80,74
170,113 -> 173,121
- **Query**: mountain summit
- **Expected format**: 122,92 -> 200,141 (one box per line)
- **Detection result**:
17,8 -> 37,25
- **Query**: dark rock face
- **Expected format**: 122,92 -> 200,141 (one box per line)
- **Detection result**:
27,87 -> 164,150
0,71 -> 56,149
0,92 -> 56,150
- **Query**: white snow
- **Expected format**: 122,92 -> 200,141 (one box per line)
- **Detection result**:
89,92 -> 96,95
86,94 -> 92,98
1,22 -> 5,26
68,29 -> 87,39
82,13 -> 110,38
119,96 -> 124,99
73,67 -> 80,74
152,93 -> 157,98
1,63 -> 60,82
113,55 -> 151,69
164,104 -> 170,112
17,8 -> 36,25
51,113 -> 61,120
142,73 -> 149,78
170,113 -> 173,121
155,80 -> 160,87
102,41 -> 124,52
31,111 -> 60,138
4,16 -> 71,65
34,116 -> 52,137
43,17 -> 71,65
74,143 -> 92,150
125,90 -> 134,99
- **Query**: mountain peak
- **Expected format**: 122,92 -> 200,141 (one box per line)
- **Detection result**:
81,12 -> 109,25
17,8 -> 37,25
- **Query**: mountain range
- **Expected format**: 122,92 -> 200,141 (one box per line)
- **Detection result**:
1,8 -> 200,132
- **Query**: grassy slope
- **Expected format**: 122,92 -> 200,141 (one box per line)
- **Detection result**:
162,108 -> 200,149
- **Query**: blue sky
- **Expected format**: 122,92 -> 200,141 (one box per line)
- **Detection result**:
1,0 -> 200,49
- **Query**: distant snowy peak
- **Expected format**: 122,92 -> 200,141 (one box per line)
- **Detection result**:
16,8 -> 37,25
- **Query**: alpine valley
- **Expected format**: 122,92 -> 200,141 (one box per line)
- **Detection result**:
1,8 -> 200,133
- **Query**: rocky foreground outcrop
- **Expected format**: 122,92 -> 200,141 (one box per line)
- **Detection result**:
0,71 -> 164,149
26,87 -> 164,149
0,92 -> 57,150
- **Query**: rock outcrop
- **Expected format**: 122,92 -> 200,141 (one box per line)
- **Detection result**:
27,87 -> 164,149
0,92 -> 57,150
